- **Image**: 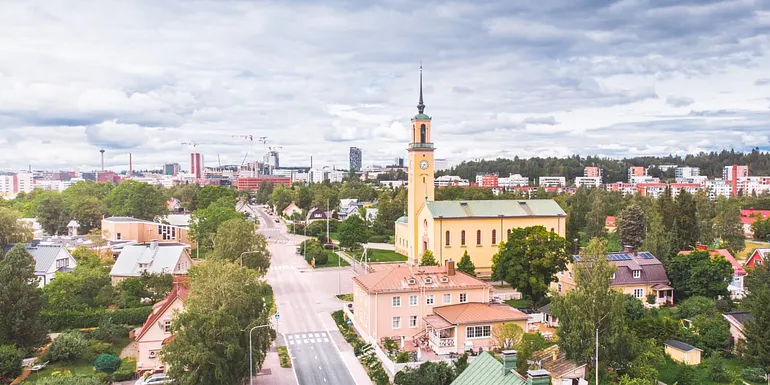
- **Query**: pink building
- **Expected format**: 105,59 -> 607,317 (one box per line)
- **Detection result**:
134,277 -> 189,375
351,261 -> 529,355
584,167 -> 601,178
190,153 -> 204,180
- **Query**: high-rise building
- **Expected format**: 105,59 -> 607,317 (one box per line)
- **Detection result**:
164,163 -> 181,176
190,153 -> 204,180
349,147 -> 362,171
675,167 -> 700,179
628,166 -> 646,182
584,166 -> 602,178
263,151 -> 279,169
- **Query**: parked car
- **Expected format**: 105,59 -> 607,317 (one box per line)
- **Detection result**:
135,373 -> 175,385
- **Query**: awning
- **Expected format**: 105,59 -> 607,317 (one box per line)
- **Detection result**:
424,315 -> 453,330
651,284 -> 673,291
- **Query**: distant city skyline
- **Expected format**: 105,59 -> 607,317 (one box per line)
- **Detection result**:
1,1 -> 769,171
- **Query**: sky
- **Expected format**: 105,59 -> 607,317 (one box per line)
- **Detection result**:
1,0 -> 770,172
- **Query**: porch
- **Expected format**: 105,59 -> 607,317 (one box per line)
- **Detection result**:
652,284 -> 674,307
423,315 -> 458,355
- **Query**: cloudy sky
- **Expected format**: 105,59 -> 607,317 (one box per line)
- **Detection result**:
1,0 -> 770,172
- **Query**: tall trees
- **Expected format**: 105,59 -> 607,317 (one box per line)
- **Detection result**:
338,215 -> 370,249
715,201 -> 746,256
740,261 -> 770,371
61,180 -> 112,232
673,190 -> 698,251
271,186 -> 295,214
33,190 -> 70,235
668,251 -> 733,300
456,250 -> 476,277
196,186 -> 236,211
657,188 -> 676,233
618,204 -> 645,248
641,209 -> 669,263
584,190 -> 607,240
492,226 -> 570,310
550,239 -> 632,368
255,181 -> 274,204
161,262 -> 275,385
694,191 -> 715,246
0,245 -> 45,348
211,218 -> 270,274
42,264 -> 113,311
104,180 -> 168,221
0,208 -> 33,250
751,216 -> 770,241
566,188 -> 590,248
189,196 -> 241,249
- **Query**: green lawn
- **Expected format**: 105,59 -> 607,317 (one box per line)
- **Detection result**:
313,251 -> 351,268
336,293 -> 354,302
27,335 -> 134,383
738,240 -> 770,260
504,298 -> 531,308
364,248 -> 407,262
657,356 -> 760,385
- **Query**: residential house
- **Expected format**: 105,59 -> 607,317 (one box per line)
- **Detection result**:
552,248 -> 674,307
282,202 -> 302,218
306,207 -> 332,224
338,204 -> 360,221
166,199 -> 182,213
530,345 -> 586,385
664,339 -> 702,365
351,260 -> 529,355
680,245 -> 747,299
741,209 -> 770,238
134,277 -> 189,375
451,350 -> 552,385
109,241 -> 192,285
746,248 -> 770,268
604,216 -> 616,233
101,217 -> 191,246
723,312 -> 754,353
538,303 -> 559,328
66,220 -> 80,236
2,241 -> 77,287
365,208 -> 378,224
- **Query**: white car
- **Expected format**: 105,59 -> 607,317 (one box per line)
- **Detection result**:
135,373 -> 175,385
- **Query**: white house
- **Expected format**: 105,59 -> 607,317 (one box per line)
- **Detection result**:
2,241 -> 77,287
109,241 -> 192,285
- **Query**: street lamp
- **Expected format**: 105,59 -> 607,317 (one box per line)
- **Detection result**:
595,313 -> 609,385
248,323 -> 271,385
239,251 -> 261,268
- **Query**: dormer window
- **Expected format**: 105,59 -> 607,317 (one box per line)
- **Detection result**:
611,273 -> 615,279
407,278 -> 417,285
424,277 -> 433,284
440,277 -> 449,283
632,270 -> 641,279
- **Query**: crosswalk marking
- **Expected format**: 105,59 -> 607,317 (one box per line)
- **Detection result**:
270,265 -> 295,271
285,332 -> 334,346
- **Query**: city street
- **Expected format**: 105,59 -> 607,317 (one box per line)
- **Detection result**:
248,205 -> 370,385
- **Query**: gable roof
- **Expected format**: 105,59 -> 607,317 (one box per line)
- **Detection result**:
723,312 -> 754,331
451,352 -> 526,385
352,265 -> 489,294
679,249 -> 746,275
2,243 -> 72,273
530,345 -> 586,378
425,200 -> 566,219
433,303 -> 529,325
748,248 -> 770,263
110,243 -> 188,277
665,339 -> 701,352
136,278 -> 190,341
574,251 -> 669,286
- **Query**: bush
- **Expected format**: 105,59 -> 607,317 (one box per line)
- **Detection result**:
41,307 -> 153,331
0,345 -> 23,382
90,317 -> 128,343
94,354 -> 121,374
396,351 -> 411,363
49,332 -> 88,362
707,353 -> 729,383
36,374 -> 106,385
315,251 -> 330,266
742,367 -> 767,382
111,357 -> 136,381
277,346 -> 291,368
676,296 -> 716,319
83,340 -> 116,363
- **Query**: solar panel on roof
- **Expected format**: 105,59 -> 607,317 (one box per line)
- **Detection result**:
606,253 -> 632,261
639,252 -> 655,259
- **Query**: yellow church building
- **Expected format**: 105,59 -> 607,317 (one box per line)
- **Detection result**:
394,67 -> 567,275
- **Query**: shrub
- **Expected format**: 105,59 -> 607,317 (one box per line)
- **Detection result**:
277,346 -> 291,368
742,367 -> 767,382
36,374 -> 106,385
111,357 -> 136,381
675,296 -> 716,319
395,351 -> 411,363
94,354 -> 121,374
83,340 -> 116,363
49,332 -> 88,362
0,345 -> 23,382
368,235 -> 389,243
90,317 -> 127,343
315,251 -> 330,265
382,337 -> 399,356
41,307 -> 153,331
707,353 -> 729,383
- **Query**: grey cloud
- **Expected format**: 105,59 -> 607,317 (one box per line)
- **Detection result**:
452,86 -> 474,94
755,78 -> 770,86
666,96 -> 695,107
522,116 -> 558,125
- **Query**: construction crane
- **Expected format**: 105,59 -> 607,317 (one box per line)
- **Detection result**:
232,135 -> 254,141
268,146 -> 283,152
181,141 -> 200,147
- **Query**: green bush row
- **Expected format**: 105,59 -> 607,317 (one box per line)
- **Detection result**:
41,307 -> 153,331
331,311 -> 390,385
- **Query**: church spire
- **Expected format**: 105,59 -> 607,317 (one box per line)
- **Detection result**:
417,64 -> 425,114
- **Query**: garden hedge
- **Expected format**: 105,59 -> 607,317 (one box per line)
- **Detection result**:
41,307 -> 153,331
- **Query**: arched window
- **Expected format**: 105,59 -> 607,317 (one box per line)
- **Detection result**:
507,229 -> 511,240
412,125 -> 416,143
476,230 -> 481,245
492,230 -> 497,245
420,124 -> 427,143
445,231 -> 450,246
461,230 -> 466,246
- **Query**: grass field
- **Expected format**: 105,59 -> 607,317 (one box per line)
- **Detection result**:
28,335 -> 133,383
737,240 -> 770,259
313,251 -> 351,268
504,298 -> 531,308
365,248 -> 407,262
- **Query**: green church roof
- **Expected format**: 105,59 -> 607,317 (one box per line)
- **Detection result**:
412,113 -> 432,120
451,352 -> 526,385
395,216 -> 408,224
425,199 -> 566,219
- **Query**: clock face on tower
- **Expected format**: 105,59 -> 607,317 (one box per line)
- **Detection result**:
419,160 -> 429,170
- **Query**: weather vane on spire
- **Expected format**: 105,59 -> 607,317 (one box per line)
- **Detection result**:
417,63 -> 425,114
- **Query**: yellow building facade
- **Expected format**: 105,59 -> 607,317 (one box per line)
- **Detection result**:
395,68 -> 567,274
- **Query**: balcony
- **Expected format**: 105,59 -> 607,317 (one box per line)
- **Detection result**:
408,143 -> 434,149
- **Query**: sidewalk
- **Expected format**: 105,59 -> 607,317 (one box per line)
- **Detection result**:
255,348 -> 296,385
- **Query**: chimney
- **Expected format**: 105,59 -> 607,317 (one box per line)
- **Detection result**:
552,348 -> 558,362
695,243 -> 708,251
129,153 -> 133,177
526,369 -> 551,385
623,245 -> 635,253
502,350 -> 517,376
446,259 -> 456,276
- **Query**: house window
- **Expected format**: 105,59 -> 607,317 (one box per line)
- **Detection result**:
476,230 -> 481,245
466,325 -> 491,339
116,233 -> 122,240
442,293 -> 451,304
426,295 -> 435,305
56,258 -> 69,269
632,270 -> 641,279
568,272 -> 573,279
392,296 -> 401,307
461,231 -> 466,246
392,316 -> 402,329
459,293 -> 467,303
409,316 -> 418,328
557,283 -> 562,293
492,230 -> 497,245
756,259 -> 763,266
611,272 -> 615,279
409,295 -> 418,306
445,231 -> 450,246
633,288 -> 644,298
507,229 -> 511,240
163,320 -> 172,333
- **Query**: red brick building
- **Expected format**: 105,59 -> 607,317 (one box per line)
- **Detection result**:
236,176 -> 291,191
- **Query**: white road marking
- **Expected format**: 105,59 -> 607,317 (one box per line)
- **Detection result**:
302,334 -> 307,338
323,338 -> 329,342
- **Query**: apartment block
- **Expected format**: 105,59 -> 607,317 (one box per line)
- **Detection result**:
575,176 -> 602,188
583,166 -> 602,178
538,176 -> 566,187
628,166 -> 647,182
476,174 -> 499,188
675,167 -> 700,179
498,174 -> 529,188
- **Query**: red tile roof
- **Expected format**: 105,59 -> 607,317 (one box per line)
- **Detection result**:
136,277 -> 189,341
433,303 -> 529,324
680,249 -> 746,275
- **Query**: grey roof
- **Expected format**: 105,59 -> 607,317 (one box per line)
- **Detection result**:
539,303 -> 551,314
724,312 -> 754,327
2,243 -> 72,273
665,339 -> 700,352
103,216 -> 152,223
451,352 -> 527,385
110,244 -> 187,277
574,251 -> 670,286
425,200 -> 566,219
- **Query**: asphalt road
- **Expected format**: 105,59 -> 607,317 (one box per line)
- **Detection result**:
249,205 -> 358,385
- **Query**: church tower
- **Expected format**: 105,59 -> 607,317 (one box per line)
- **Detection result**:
407,65 -> 436,264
